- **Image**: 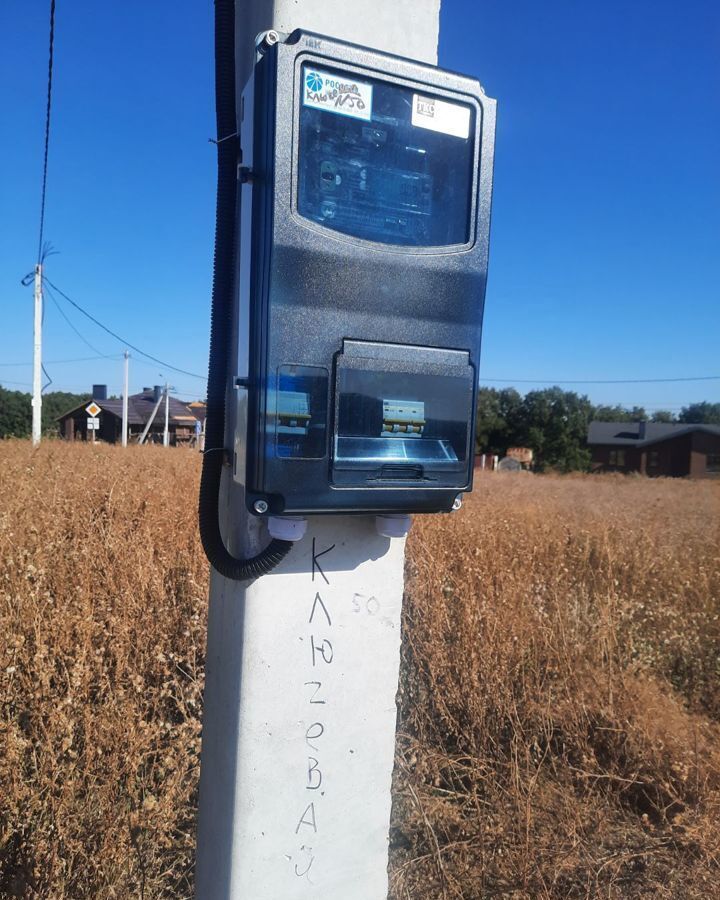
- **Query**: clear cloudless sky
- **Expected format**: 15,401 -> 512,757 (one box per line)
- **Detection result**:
0,0 -> 718,411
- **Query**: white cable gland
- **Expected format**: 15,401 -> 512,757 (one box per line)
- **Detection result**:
267,516 -> 307,542
375,514 -> 412,539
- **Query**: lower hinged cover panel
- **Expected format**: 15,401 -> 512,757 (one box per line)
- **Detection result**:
247,340 -> 475,515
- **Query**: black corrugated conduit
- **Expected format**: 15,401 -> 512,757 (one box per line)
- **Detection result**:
198,0 -> 292,580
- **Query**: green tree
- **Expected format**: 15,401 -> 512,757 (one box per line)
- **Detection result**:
592,404 -> 647,422
679,402 -> 720,425
516,387 -> 594,472
650,410 -> 676,423
0,389 -> 91,439
475,386 -> 522,455
0,387 -> 31,438
42,392 -> 90,434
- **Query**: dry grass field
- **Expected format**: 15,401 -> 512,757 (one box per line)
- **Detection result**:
1,440 -> 719,898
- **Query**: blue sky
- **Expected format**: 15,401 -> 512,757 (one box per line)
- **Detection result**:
1,0 -> 718,413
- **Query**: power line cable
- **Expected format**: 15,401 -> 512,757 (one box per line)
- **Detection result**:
39,278 -> 53,393
41,363 -> 53,393
37,0 -> 57,263
43,281 -> 111,357
0,354 -> 120,367
35,288 -> 718,391
481,375 -> 720,385
129,355 -> 208,379
43,276 -> 207,381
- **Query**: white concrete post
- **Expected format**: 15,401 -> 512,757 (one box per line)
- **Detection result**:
32,264 -> 43,446
195,4 -> 440,899
163,382 -> 170,447
122,351 -> 129,447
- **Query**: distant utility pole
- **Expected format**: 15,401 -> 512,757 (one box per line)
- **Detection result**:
163,382 -> 170,447
122,351 -> 130,447
32,264 -> 43,446
138,391 -> 164,445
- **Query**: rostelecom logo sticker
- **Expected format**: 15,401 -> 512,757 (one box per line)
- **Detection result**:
306,71 -> 324,92
302,67 -> 373,121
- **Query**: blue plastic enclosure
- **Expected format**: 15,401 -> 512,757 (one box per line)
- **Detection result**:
237,31 -> 496,516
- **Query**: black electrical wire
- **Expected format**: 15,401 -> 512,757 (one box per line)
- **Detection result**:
37,0 -> 56,264
0,354 -> 118,367
41,363 -> 53,393
42,276 -> 207,381
39,260 -> 53,394
197,0 -> 292,581
43,282 -> 109,357
482,375 -> 720,385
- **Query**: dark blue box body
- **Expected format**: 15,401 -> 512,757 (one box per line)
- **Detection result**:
239,31 -> 496,515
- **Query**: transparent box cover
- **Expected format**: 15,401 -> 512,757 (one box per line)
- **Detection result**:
298,66 -> 476,247
333,366 -> 472,484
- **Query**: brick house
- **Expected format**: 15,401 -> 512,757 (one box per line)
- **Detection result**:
58,385 -> 206,446
587,421 -> 720,478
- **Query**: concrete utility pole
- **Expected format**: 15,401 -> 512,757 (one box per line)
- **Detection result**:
138,391 -> 164,445
122,351 -> 129,447
195,3 -> 441,900
163,382 -> 170,447
31,264 -> 43,446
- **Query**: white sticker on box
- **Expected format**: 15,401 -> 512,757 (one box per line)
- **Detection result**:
302,68 -> 373,121
412,95 -> 471,139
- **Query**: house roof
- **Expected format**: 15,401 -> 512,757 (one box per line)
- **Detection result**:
187,402 -> 207,422
95,398 -> 144,426
588,421 -> 720,447
57,391 -> 204,427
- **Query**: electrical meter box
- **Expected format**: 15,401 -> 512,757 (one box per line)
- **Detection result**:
234,30 -> 496,516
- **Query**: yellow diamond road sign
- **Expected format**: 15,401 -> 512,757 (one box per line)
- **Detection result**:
86,402 -> 102,417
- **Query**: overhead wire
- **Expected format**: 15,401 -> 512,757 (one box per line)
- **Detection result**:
27,6 -> 207,397
40,258 -> 53,393
41,363 -> 53,393
481,375 -> 720,385
37,0 -> 57,264
43,281 -> 111,357
0,354 -> 120,367
129,355 -> 208,383
34,0 -> 58,401
42,276 -> 207,381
